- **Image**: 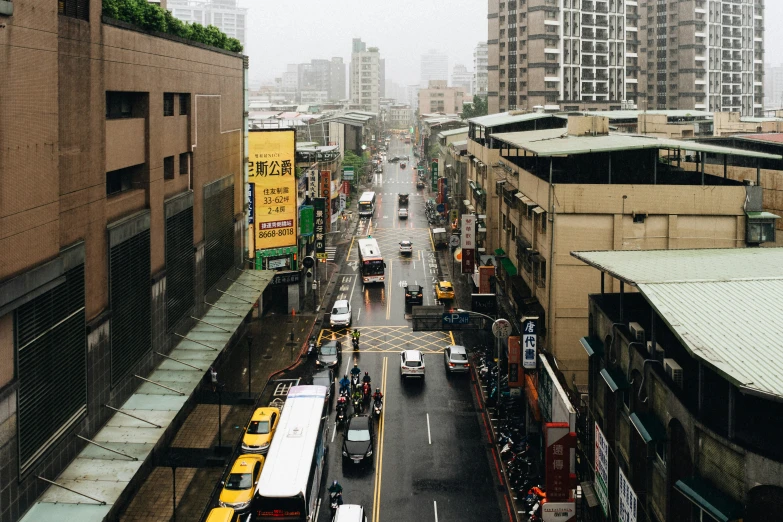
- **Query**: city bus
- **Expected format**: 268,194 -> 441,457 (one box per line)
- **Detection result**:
251,385 -> 328,521
357,237 -> 385,284
357,191 -> 376,218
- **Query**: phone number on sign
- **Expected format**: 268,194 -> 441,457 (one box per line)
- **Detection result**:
258,228 -> 295,239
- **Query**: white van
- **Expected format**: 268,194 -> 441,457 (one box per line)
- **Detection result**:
333,504 -> 368,522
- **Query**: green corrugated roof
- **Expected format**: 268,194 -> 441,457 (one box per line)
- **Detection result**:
572,248 -> 783,399
489,128 -> 783,160
675,477 -> 744,522
747,211 -> 781,220
500,257 -> 517,276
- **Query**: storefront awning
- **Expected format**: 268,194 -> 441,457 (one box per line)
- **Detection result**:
532,206 -> 545,215
494,248 -> 506,256
630,412 -> 666,443
521,197 -> 536,207
580,336 -> 604,357
674,477 -> 744,522
475,189 -> 486,197
500,257 -> 518,277
600,367 -> 630,393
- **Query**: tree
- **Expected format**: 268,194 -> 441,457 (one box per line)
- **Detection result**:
461,95 -> 489,120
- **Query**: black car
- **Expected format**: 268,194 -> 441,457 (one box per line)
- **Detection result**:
389,156 -> 399,163
404,284 -> 423,305
317,340 -> 341,369
311,368 -> 334,405
343,414 -> 374,465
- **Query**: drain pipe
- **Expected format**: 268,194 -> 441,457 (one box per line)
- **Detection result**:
547,158 -> 555,353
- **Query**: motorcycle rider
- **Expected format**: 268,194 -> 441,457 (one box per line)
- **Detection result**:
328,480 -> 344,511
362,371 -> 372,387
352,328 -> 360,342
351,387 -> 363,413
328,480 -> 343,496
339,374 -> 350,395
372,387 -> 383,403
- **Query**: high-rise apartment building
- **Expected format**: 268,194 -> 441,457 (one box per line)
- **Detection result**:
764,64 -> 783,109
452,63 -> 474,97
380,58 -> 386,98
474,42 -> 489,99
331,57 -> 347,101
487,0 -> 764,116
167,0 -> 247,46
639,0 -> 764,115
350,38 -> 382,113
420,49 -> 449,88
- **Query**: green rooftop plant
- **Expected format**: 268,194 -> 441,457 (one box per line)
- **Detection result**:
103,0 -> 243,53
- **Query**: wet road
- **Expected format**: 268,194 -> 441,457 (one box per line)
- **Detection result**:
316,137 -> 503,522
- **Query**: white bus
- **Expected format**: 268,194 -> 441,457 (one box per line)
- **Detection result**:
357,237 -> 385,284
357,192 -> 376,217
251,385 -> 328,521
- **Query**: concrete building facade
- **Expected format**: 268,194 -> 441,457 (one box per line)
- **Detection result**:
474,41 -> 489,99
418,80 -> 465,116
350,38 -> 381,113
331,57 -> 347,101
167,0 -> 247,47
420,49 -> 449,88
389,104 -> 414,130
0,1 -> 245,519
452,63 -> 474,97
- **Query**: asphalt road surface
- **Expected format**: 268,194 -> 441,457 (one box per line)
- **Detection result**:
316,136 -> 503,522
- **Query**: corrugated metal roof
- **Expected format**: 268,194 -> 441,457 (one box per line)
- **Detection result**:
468,111 -> 564,127
738,133 -> 783,144
490,129 -> 783,160
579,109 -> 714,121
571,248 -> 783,398
438,127 -> 469,138
740,117 -> 783,123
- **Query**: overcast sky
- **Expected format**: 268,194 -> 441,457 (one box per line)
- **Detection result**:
238,0 -> 487,87
238,0 -> 783,87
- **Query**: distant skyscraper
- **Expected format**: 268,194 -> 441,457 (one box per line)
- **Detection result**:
350,39 -> 381,113
473,42 -> 488,99
330,57 -> 347,101
451,63 -> 474,97
167,0 -> 247,47
380,59 -> 386,98
420,50 -> 449,88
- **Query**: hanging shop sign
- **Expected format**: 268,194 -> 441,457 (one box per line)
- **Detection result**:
249,129 -> 297,249
595,423 -> 610,516
507,336 -> 521,387
538,355 -> 577,430
300,205 -> 314,237
544,422 -> 576,502
522,316 -> 538,369
619,468 -> 638,522
320,171 -> 332,231
314,198 -> 327,260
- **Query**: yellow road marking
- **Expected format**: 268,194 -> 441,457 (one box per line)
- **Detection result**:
449,331 -> 455,344
429,228 -> 435,250
346,235 -> 355,262
373,356 -> 388,522
317,329 -> 326,344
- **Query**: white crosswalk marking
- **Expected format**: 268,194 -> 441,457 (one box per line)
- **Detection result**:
325,247 -> 337,262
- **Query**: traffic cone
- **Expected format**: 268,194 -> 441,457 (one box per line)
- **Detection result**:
291,308 -> 296,317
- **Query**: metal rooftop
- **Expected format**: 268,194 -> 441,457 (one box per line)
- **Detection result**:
468,111 -> 566,128
737,133 -> 783,145
437,127 -> 469,138
490,128 -> 782,160
578,109 -> 714,121
571,248 -> 783,399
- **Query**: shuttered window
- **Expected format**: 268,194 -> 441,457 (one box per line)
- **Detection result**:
16,265 -> 86,472
110,229 -> 151,384
204,185 -> 234,291
58,0 -> 88,20
166,207 -> 194,330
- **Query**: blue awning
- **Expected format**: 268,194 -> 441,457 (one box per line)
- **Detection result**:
600,367 -> 630,393
674,477 -> 744,522
580,336 -> 604,357
630,412 -> 666,443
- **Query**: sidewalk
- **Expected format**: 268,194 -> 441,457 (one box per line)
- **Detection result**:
118,213 -> 361,522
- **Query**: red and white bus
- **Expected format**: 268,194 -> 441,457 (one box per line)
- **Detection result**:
357,237 -> 385,284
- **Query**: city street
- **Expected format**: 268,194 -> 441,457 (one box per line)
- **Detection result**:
314,136 -> 504,522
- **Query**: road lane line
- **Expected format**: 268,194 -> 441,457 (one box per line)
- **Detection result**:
429,228 -> 435,250
331,421 -> 337,442
346,235 -> 355,262
449,331 -> 455,344
426,413 -> 432,444
434,501 -> 439,522
372,357 -> 388,522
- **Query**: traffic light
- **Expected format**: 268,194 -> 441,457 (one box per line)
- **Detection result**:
303,256 -> 315,269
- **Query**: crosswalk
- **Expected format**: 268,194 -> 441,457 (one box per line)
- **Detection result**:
325,246 -> 337,262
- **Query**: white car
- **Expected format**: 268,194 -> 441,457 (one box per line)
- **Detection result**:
400,349 -> 425,380
330,300 -> 352,328
398,208 -> 408,219
399,240 -> 413,254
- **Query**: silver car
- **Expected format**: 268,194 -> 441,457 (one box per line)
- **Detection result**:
444,345 -> 470,374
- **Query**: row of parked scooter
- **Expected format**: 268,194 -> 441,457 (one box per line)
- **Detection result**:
474,346 -> 547,521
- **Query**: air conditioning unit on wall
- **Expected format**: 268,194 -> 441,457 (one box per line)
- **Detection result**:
629,322 -> 645,344
664,358 -> 684,389
647,341 -> 665,363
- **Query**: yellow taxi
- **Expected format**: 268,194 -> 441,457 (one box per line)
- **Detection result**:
241,407 -> 280,454
218,454 -> 265,513
435,280 -> 455,301
205,507 -> 235,522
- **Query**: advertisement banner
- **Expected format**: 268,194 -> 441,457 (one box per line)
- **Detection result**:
461,247 -> 475,274
544,422 -> 576,502
595,423 -> 610,516
522,317 -> 538,369
249,129 -> 297,249
314,198 -> 327,259
619,468 -> 638,522
299,205 -> 314,237
471,293 -> 497,317
479,266 -> 494,294
320,171 -> 332,231
507,336 -> 521,387
431,161 -> 438,191
247,183 -> 255,224
461,214 -> 476,249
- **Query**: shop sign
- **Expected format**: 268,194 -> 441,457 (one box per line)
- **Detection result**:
247,183 -> 255,224
507,336 -> 521,387
541,502 -> 576,522
314,198 -> 327,259
461,214 -> 475,249
268,258 -> 288,269
431,161 -> 438,191
479,265 -> 494,294
619,468 -> 638,522
461,247 -> 475,274
522,317 -> 538,369
544,422 -> 576,502
270,271 -> 300,286
320,171 -> 332,231
595,423 -> 610,516
538,355 -> 577,430
343,166 -> 355,180
300,205 -> 314,237
471,293 -> 497,317
249,129 -> 297,249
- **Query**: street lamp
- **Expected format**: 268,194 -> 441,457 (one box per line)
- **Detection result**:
456,309 -> 512,365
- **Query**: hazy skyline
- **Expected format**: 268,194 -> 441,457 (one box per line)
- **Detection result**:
238,0 -> 783,90
238,0 -> 487,88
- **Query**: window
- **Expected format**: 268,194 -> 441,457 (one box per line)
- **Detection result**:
511,224 -> 516,241
106,92 -> 143,119
164,156 -> 175,180
164,93 -> 175,116
537,259 -> 547,287
179,152 -> 191,175
58,0 -> 88,20
540,211 -> 547,233
106,164 -> 142,196
655,439 -> 667,464
633,213 -> 646,223
179,94 -> 190,115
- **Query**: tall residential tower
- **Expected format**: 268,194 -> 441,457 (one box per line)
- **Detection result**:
350,38 -> 382,113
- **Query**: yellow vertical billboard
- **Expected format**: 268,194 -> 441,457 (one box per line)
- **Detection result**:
248,129 -> 297,249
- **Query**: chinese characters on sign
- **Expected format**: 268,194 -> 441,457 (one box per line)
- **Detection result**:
461,214 -> 476,274
522,317 -> 538,369
299,206 -> 314,237
320,170 -> 332,232
249,130 -> 297,249
314,198 -> 327,260
544,422 -> 576,502
618,468 -> 638,522
595,423 -> 610,516
247,183 -> 255,225
507,336 -> 522,387
431,161 -> 439,192
270,271 -> 301,286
